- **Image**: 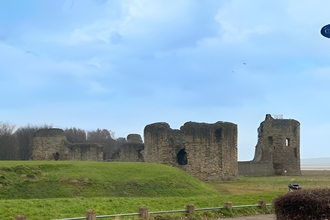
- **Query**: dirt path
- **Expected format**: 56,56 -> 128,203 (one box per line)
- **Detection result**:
220,214 -> 276,219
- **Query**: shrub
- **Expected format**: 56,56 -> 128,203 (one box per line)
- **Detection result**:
273,188 -> 330,219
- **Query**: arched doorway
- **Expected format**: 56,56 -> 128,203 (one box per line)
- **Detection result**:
177,148 -> 187,165
53,152 -> 59,160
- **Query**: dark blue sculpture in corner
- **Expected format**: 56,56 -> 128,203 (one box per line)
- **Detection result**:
321,24 -> 330,38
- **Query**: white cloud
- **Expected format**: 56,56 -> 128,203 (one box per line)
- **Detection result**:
286,0 -> 330,25
70,20 -> 122,44
87,81 -> 109,94
4,0 -> 330,160
214,1 -> 279,43
307,66 -> 330,79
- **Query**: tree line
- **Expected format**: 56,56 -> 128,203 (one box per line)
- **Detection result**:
0,121 -> 121,160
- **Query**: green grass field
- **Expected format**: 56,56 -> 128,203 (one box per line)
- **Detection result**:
0,161 -> 328,220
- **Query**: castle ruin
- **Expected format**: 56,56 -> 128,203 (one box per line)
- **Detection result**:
110,134 -> 144,162
33,129 -> 103,161
144,121 -> 238,181
31,114 -> 300,180
238,114 -> 300,176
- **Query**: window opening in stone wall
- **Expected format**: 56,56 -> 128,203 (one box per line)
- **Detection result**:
215,128 -> 222,142
294,148 -> 298,158
177,148 -> 187,165
53,152 -> 59,160
268,136 -> 273,147
286,138 -> 290,146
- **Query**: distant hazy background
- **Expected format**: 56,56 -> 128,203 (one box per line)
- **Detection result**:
301,158 -> 330,170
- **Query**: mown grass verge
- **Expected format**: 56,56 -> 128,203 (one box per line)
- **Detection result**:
0,161 -> 327,220
0,195 -> 274,220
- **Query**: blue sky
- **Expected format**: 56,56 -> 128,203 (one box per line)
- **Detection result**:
1,0 -> 330,160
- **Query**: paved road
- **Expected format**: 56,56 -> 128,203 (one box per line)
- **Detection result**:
220,214 -> 276,219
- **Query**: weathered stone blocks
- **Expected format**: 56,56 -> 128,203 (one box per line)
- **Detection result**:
238,114 -> 300,176
33,128 -> 103,161
144,121 -> 238,181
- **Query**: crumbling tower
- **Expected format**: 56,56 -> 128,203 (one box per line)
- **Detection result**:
254,114 -> 300,175
144,121 -> 238,181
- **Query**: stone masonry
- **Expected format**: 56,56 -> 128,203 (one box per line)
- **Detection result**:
31,114 -> 300,180
238,114 -> 300,176
33,128 -> 103,161
110,134 -> 144,162
144,121 -> 238,181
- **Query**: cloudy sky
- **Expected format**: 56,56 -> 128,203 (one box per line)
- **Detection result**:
1,0 -> 330,160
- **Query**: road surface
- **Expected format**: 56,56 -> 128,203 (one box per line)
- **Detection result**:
221,214 -> 276,219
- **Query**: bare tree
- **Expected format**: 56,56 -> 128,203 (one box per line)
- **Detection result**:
87,129 -> 116,160
64,127 -> 87,143
0,122 -> 15,136
87,129 -> 111,142
0,122 -> 18,160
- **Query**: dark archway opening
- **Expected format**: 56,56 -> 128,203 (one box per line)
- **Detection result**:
138,149 -> 144,160
53,152 -> 59,161
177,148 -> 187,165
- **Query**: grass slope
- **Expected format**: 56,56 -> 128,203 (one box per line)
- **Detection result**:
0,161 -> 216,199
2,162 -> 329,220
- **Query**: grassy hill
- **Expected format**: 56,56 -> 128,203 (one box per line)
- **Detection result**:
3,161 -> 330,219
0,161 -> 216,199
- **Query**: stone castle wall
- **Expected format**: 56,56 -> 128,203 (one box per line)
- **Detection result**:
32,115 -> 300,180
238,161 -> 274,176
65,143 -> 103,161
110,134 -> 144,162
110,143 -> 144,162
238,114 -> 300,176
144,121 -> 238,181
33,128 -> 103,161
33,129 -> 67,160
